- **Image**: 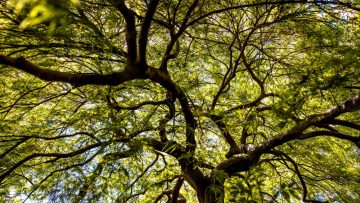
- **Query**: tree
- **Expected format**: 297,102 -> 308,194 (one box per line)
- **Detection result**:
0,0 -> 360,202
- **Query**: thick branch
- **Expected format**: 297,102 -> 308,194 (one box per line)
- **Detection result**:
215,94 -> 360,174
299,131 -> 360,147
175,0 -> 199,39
0,55 -> 196,152
0,55 -> 139,87
108,0 -> 137,63
169,177 -> 185,203
139,0 -> 160,67
255,94 -> 360,154
216,154 -> 259,174
106,97 -> 168,111
210,115 -> 240,158
329,119 -> 360,131
147,67 -> 197,152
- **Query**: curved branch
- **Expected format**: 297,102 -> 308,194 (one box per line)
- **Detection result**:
107,97 -> 168,111
242,52 -> 265,94
175,0 -> 199,39
0,142 -> 107,183
133,11 -> 171,29
0,55 -> 196,153
255,94 -> 360,154
160,0 -> 199,73
185,0 -> 356,30
160,38 -> 180,73
7,132 -> 98,143
0,137 -> 29,160
210,36 -> 240,110
329,119 -> 360,131
0,55 -> 138,87
75,7 -> 128,58
225,93 -> 275,113
0,81 -> 52,108
268,150 -> 309,202
298,131 -> 360,147
158,94 -> 176,142
147,67 -> 197,152
215,94 -> 360,174
145,138 -> 207,191
22,153 -> 100,202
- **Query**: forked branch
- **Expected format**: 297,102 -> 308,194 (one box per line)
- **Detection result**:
256,94 -> 360,154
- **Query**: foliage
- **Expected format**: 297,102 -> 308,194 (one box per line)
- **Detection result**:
0,0 -> 360,202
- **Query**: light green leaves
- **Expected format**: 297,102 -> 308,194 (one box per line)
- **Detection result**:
9,0 -> 79,33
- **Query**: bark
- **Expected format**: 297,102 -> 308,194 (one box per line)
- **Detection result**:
194,179 -> 225,203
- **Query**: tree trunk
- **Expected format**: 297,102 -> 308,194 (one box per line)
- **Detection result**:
182,165 -> 226,203
193,179 -> 225,203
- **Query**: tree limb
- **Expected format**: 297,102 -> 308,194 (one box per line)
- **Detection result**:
255,94 -> 360,154
0,55 -> 138,86
107,0 -> 137,63
139,0 -> 160,67
329,119 -> 360,131
0,142 -> 108,183
298,131 -> 360,147
169,176 -> 185,203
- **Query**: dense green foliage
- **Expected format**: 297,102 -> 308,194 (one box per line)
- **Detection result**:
0,0 -> 360,202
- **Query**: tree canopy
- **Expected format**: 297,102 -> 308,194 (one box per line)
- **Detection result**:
0,0 -> 360,202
